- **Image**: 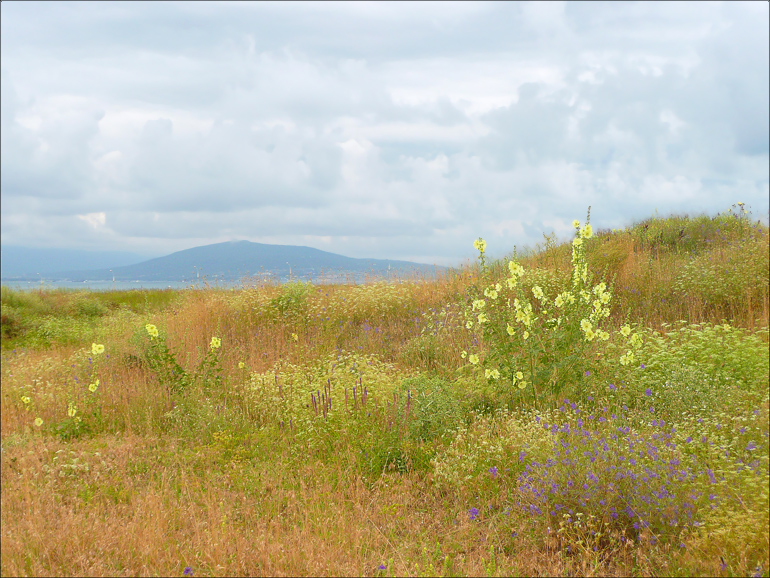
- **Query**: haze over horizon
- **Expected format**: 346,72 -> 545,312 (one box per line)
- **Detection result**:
2,1 -> 768,267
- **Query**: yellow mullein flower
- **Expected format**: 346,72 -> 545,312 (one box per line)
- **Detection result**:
210,336 -> 222,349
507,325 -> 515,336
508,261 -> 525,277
238,362 -> 246,369
472,299 -> 486,311
554,294 -> 564,308
572,220 -> 580,228
88,379 -> 99,393
34,417 -> 43,427
485,369 -> 500,380
468,354 -> 479,365
146,324 -> 159,338
465,320 -> 474,329
523,331 -> 529,340
473,238 -> 487,253
580,224 -> 593,239
572,238 -> 583,248
506,277 -> 517,289
91,343 -> 105,355
477,313 -> 488,324
21,396 -> 31,405
291,333 -> 299,342
532,286 -> 544,300
630,333 -> 642,348
461,351 -> 467,359
584,328 -> 596,342
517,379 -> 528,390
600,292 -> 610,304
581,319 -> 592,333
67,403 -> 77,418
620,325 -> 632,337
599,330 -> 610,341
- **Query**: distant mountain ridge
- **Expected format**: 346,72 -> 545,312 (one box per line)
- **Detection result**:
2,241 -> 445,282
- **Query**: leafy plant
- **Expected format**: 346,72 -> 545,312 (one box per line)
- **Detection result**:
461,211 -> 642,407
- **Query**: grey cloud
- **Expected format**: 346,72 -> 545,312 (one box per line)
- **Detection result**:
1,2 -> 767,264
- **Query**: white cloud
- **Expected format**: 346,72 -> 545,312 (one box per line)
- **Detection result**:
0,1 -> 767,266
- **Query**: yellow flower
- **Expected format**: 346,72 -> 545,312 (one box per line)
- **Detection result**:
517,379 -> 527,390
210,336 -> 222,349
472,299 -> 486,311
532,286 -> 544,300
599,330 -> 610,341
34,417 -> 43,427
461,350 -> 467,359
600,292 -> 610,304
21,396 -> 31,405
554,294 -> 564,308
508,261 -> 525,277
516,371 -> 524,380
477,313 -> 488,324
473,238 -> 487,253
92,343 -> 105,355
572,220 -> 580,228
572,237 -> 583,248
620,325 -> 632,337
67,403 -> 77,418
465,320 -> 473,329
506,277 -> 517,289
584,328 -> 596,342
238,361 -> 246,369
580,224 -> 593,239
468,354 -> 479,365
485,369 -> 500,380
146,324 -> 159,338
523,331 -> 529,340
88,379 -> 99,393
507,325 -> 515,336
581,319 -> 592,333
291,333 -> 299,342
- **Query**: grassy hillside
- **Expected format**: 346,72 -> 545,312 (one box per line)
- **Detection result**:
1,206 -> 768,577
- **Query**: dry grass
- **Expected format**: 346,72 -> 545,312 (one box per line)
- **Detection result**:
2,210 -> 768,577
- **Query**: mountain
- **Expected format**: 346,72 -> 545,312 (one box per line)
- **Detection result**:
3,241 -> 445,282
0,246 -> 154,279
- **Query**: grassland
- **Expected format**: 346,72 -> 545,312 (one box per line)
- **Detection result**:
1,207 -> 768,577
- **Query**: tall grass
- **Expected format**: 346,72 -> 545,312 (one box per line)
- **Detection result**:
1,208 -> 768,577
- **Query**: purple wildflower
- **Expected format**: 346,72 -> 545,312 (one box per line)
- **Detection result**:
489,466 -> 498,478
183,568 -> 193,577
469,507 -> 480,520
645,388 -> 652,397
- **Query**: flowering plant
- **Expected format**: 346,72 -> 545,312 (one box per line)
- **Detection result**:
141,323 -> 223,393
462,211 -> 640,407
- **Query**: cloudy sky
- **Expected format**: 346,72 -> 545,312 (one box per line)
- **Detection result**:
2,1 -> 768,266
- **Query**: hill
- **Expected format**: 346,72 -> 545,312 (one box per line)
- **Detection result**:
4,241 -> 446,282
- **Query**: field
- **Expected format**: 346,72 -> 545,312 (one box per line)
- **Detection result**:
1,206 -> 768,577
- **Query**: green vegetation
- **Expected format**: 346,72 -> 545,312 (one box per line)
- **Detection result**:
1,206 -> 768,577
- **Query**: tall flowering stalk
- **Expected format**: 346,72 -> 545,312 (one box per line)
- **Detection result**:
462,212 -> 635,406
142,324 -> 224,393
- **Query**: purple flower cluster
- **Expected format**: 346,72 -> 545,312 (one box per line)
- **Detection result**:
514,399 -> 764,546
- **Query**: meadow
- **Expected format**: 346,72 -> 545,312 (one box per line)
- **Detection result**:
1,205 -> 768,577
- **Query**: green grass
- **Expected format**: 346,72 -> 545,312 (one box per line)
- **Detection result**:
1,207 -> 768,577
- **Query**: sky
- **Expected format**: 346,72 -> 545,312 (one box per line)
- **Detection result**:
1,1 -> 768,266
